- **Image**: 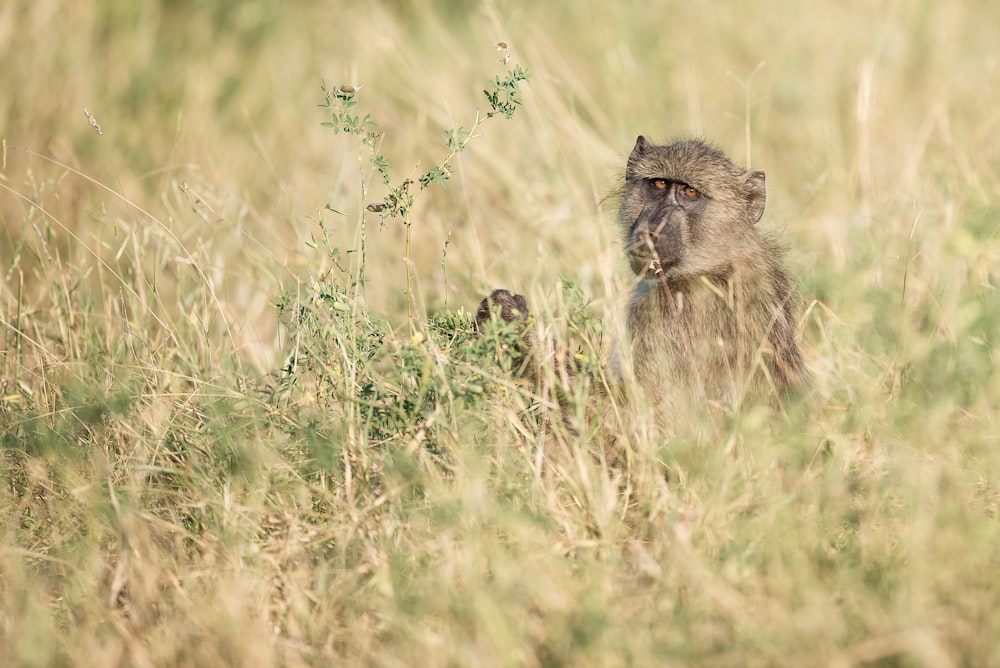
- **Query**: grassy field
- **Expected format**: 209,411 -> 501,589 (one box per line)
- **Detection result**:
3,1 -> 1000,665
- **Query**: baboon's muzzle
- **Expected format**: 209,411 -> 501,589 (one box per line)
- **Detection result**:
626,202 -> 684,278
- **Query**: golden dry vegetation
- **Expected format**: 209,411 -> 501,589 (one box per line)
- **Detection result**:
2,1 -> 1000,665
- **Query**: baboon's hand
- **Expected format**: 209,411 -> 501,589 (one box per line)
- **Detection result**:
475,289 -> 536,382
475,289 -> 530,333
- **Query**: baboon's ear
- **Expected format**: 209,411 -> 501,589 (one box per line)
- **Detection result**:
626,135 -> 649,180
745,170 -> 767,223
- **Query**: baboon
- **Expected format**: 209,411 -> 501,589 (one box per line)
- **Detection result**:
477,136 -> 806,414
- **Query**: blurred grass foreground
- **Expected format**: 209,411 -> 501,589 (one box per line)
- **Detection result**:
2,1 -> 1000,665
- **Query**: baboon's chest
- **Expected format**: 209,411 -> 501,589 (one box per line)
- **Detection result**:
627,282 -> 749,400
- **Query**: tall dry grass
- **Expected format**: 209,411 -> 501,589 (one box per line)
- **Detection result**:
2,1 -> 999,665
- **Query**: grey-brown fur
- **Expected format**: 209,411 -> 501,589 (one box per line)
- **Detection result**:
478,136 -> 806,412
616,136 -> 806,406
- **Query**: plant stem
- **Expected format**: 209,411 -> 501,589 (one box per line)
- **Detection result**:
404,207 -> 415,338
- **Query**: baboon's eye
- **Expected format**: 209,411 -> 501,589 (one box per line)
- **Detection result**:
650,179 -> 668,190
680,185 -> 700,199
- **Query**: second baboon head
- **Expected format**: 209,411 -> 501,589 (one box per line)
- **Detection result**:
619,136 -> 768,282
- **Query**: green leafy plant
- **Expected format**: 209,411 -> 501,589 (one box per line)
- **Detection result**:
276,47 -> 533,452
318,45 -> 531,340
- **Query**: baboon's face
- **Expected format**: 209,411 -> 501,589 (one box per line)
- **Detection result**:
619,136 -> 767,282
